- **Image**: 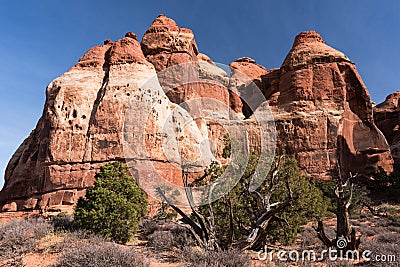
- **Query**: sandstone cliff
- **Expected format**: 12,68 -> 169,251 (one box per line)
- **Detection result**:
239,31 -> 393,179
0,16 -> 394,212
374,91 -> 400,170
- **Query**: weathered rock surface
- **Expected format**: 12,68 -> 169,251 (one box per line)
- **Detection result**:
229,57 -> 268,117
141,15 -> 242,164
0,19 -> 395,212
374,91 -> 400,168
141,15 -> 237,118
242,31 -> 393,179
0,24 -> 212,211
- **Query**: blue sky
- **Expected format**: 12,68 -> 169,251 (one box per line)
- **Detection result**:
0,0 -> 399,188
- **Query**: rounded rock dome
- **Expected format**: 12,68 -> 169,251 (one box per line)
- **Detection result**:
281,31 -> 350,71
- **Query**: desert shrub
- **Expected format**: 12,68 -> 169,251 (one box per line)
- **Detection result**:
376,232 -> 400,243
140,220 -> 160,236
375,203 -> 399,218
55,242 -> 149,267
181,247 -> 251,267
387,220 -> 400,227
360,225 -> 379,237
169,224 -> 197,249
350,219 -> 361,226
153,202 -> 178,221
267,157 -> 329,244
314,178 -> 369,215
198,153 -> 329,247
387,226 -> 400,233
147,230 -> 175,251
74,161 -> 148,244
374,220 -> 388,227
145,222 -> 196,251
361,167 -> 400,204
52,230 -> 108,253
300,227 -> 320,248
371,167 -> 400,190
51,213 -> 75,231
0,219 -> 52,263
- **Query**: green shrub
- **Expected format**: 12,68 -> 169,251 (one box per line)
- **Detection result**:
314,178 -> 369,215
74,161 -> 148,244
263,156 -> 329,244
364,167 -> 400,203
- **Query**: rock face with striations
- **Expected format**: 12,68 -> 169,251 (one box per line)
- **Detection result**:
241,31 -> 393,179
140,15 -> 236,114
0,18 -> 395,212
0,23 -> 212,212
374,91 -> 400,169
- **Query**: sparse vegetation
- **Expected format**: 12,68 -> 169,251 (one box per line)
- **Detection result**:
1,160 -> 399,267
0,205 -> 398,267
0,219 -> 51,265
73,161 -> 148,244
51,213 -> 75,231
180,246 -> 251,267
369,167 -> 400,201
55,242 -> 149,267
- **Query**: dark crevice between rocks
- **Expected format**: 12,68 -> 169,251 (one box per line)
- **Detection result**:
83,47 -> 112,160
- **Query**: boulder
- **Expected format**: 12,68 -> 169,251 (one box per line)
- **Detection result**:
2,202 -> 17,212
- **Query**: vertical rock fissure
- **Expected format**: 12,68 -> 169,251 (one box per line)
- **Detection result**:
83,48 -> 112,161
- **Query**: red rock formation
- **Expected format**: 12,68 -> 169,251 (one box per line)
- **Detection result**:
263,31 -> 392,178
0,27 -> 211,212
141,15 -> 243,164
228,31 -> 393,179
141,15 -> 241,117
229,57 -> 268,117
0,20 -> 395,213
374,91 -> 400,168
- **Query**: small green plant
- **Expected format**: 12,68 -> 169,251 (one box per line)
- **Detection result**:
154,202 -> 178,221
222,134 -> 232,159
74,161 -> 148,244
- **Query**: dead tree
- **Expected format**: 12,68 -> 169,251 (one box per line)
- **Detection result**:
157,166 -> 220,251
315,163 -> 361,251
157,156 -> 297,252
233,155 -> 297,251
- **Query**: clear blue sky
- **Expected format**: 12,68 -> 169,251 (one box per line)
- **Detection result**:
0,0 -> 399,188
